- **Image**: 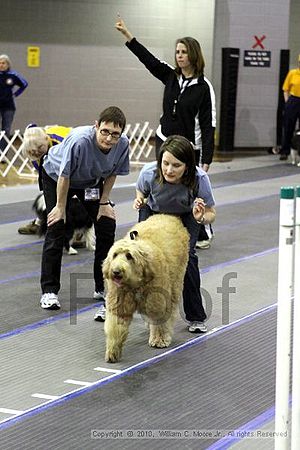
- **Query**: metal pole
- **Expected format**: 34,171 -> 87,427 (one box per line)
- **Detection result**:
275,186 -> 295,450
291,186 -> 300,449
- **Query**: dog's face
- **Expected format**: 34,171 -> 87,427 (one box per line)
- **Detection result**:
103,240 -> 154,288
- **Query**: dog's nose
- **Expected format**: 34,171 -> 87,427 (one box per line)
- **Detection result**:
112,269 -> 121,276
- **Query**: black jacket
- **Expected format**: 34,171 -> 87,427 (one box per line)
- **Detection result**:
126,38 -> 215,164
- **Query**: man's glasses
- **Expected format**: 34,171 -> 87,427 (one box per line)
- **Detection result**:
99,129 -> 121,140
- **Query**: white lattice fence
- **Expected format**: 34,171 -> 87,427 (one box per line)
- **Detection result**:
0,130 -> 36,179
125,121 -> 154,163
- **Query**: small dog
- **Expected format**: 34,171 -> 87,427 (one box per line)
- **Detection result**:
33,193 -> 95,255
103,214 -> 189,363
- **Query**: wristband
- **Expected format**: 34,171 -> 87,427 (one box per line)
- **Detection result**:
99,200 -> 115,207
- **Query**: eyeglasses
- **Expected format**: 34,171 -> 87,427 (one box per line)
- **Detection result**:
99,129 -> 121,140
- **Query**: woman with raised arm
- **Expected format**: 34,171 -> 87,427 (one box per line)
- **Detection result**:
115,15 -> 216,248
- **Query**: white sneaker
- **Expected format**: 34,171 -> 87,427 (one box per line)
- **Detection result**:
93,290 -> 105,301
188,321 -> 207,333
40,293 -> 61,310
196,239 -> 211,249
94,304 -> 106,322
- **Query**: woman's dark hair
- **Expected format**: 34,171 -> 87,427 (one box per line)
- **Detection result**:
156,135 -> 197,190
98,106 -> 126,132
174,37 -> 205,77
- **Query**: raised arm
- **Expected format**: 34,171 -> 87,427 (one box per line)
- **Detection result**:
114,14 -> 173,84
115,14 -> 134,43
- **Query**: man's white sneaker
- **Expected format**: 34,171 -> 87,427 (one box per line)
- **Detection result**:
40,293 -> 61,310
93,291 -> 105,301
94,304 -> 106,322
188,321 -> 207,333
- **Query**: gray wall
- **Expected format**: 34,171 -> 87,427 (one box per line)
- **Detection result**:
0,0 -> 215,131
1,0 -> 299,148
289,0 -> 300,64
213,0 -> 290,148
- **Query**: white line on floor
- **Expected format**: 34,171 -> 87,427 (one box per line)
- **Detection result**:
31,393 -> 60,400
64,379 -> 93,386
93,367 -> 122,374
0,408 -> 24,415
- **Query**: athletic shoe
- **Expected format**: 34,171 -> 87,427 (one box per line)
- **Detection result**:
94,303 -> 106,322
93,290 -> 105,301
93,291 -> 106,322
40,293 -> 61,310
196,239 -> 211,249
18,220 -> 40,235
188,321 -> 207,333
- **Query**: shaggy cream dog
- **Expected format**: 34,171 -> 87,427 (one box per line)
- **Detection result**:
103,214 -> 189,363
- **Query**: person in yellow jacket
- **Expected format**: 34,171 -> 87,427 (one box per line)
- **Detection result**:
280,54 -> 300,161
18,125 -> 72,234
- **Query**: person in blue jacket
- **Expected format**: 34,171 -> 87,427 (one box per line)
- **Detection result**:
0,54 -> 28,152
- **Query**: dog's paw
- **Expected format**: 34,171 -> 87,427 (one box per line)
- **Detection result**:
87,244 -> 96,252
105,350 -> 121,363
148,337 -> 171,348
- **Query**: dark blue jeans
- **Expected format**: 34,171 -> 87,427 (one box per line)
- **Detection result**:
281,96 -> 300,155
41,169 -> 116,295
138,205 -> 207,322
0,109 -> 15,151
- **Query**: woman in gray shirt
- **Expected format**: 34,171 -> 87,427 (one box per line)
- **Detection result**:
134,135 -> 216,333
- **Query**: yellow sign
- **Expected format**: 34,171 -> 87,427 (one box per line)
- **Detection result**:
27,46 -> 40,68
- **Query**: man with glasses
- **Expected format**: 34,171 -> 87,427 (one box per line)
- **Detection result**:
39,106 -> 129,316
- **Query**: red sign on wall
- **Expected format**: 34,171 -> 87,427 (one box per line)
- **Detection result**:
252,35 -> 266,49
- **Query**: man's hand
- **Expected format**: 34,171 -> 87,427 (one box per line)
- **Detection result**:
97,204 -> 116,221
47,205 -> 65,226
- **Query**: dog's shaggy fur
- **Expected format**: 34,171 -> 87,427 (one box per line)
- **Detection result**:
103,214 -> 189,363
33,193 -> 95,254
